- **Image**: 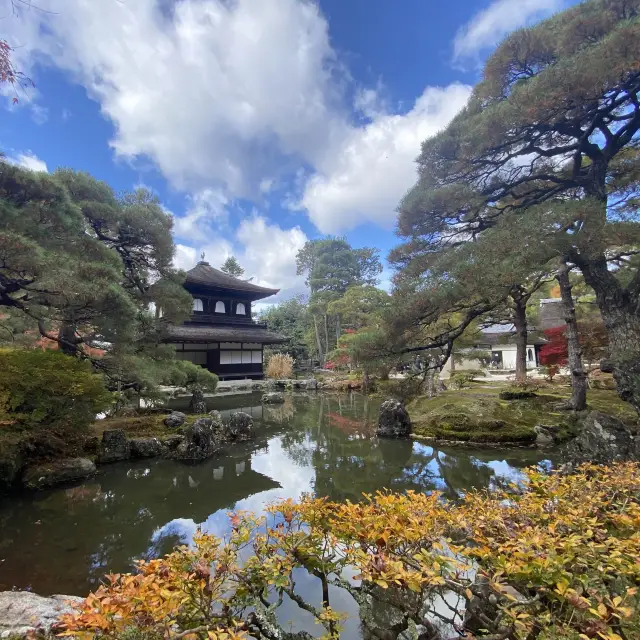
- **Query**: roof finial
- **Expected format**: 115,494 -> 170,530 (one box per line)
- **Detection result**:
200,251 -> 205,262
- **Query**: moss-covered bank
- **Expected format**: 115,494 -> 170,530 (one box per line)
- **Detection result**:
407,386 -> 637,445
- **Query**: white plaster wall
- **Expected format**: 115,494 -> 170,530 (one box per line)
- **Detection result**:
492,345 -> 538,369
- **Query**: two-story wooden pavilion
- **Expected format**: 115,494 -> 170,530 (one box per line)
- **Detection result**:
165,259 -> 286,380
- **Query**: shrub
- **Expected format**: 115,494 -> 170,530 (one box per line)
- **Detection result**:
540,364 -> 560,382
266,353 -> 294,379
59,463 -> 640,640
0,348 -> 112,431
448,369 -> 484,389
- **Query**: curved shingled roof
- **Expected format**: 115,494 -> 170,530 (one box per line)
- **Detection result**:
166,325 -> 287,344
185,261 -> 279,299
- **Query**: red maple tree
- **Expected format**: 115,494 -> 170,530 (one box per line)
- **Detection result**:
539,326 -> 569,381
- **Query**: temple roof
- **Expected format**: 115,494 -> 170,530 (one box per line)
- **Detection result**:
185,261 -> 279,299
473,330 -> 547,346
166,324 -> 287,344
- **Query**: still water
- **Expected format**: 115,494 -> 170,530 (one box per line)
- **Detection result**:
0,393 -> 551,602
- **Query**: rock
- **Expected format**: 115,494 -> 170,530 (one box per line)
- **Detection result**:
97,429 -> 131,463
217,385 -> 232,393
164,411 -> 186,428
588,369 -> 616,390
171,418 -> 219,461
534,424 -> 560,448
301,378 -> 317,390
130,437 -> 164,458
189,388 -> 207,414
377,399 -> 412,438
226,412 -> 254,441
251,382 -> 264,391
562,411 -> 639,464
261,392 -> 285,404
22,458 -> 96,490
0,591 -> 84,638
600,358 -> 614,373
208,410 -> 224,427
159,434 -> 184,451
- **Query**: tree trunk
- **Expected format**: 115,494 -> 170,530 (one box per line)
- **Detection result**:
556,261 -> 587,411
512,297 -> 528,383
426,369 -> 435,398
576,253 -> 640,414
313,315 -> 324,365
449,347 -> 456,374
323,314 -> 329,357
58,322 -> 79,356
335,314 -> 341,347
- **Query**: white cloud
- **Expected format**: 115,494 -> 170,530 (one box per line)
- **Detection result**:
172,188 -> 229,242
453,0 -> 563,62
173,239 -> 232,272
236,213 -> 307,296
31,104 -> 49,125
7,0 -> 474,236
6,151 -> 48,172
174,213 -> 307,301
300,84 -> 472,233
10,0 -> 346,197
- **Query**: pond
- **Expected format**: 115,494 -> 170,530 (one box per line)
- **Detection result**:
0,392 -> 552,608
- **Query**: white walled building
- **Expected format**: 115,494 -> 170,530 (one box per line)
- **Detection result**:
441,330 -> 547,374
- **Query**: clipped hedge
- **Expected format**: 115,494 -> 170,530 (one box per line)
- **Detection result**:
0,348 -> 112,431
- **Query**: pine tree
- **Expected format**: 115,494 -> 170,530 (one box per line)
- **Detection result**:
220,256 -> 245,278
397,0 -> 640,412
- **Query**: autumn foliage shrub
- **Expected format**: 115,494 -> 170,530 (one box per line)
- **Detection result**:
539,326 -> 569,370
0,348 -> 112,431
59,463 -> 640,640
265,352 -> 294,379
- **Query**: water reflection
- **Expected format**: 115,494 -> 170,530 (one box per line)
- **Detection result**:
0,393 -> 553,597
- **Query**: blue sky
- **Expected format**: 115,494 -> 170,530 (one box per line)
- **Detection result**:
2,0 -> 575,301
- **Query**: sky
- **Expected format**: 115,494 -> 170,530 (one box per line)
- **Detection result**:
1,0 -> 577,303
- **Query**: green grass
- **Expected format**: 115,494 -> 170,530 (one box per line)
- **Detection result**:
408,386 -> 637,444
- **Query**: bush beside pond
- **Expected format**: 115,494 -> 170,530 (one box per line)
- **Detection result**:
58,463 -> 640,640
0,349 -> 112,491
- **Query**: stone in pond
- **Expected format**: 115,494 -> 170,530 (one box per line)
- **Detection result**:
130,437 -> 164,458
377,399 -> 412,438
22,458 -> 96,490
208,410 -> 224,428
226,412 -> 254,441
0,591 -> 84,638
261,392 -> 285,404
171,419 -> 219,461
97,429 -> 131,463
164,411 -> 186,428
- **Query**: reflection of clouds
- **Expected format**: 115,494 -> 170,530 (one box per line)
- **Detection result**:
485,460 -> 527,485
151,518 -> 198,546
147,437 -> 315,556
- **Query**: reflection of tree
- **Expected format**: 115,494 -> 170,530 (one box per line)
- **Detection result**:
263,398 -> 296,425
0,443 -> 280,595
